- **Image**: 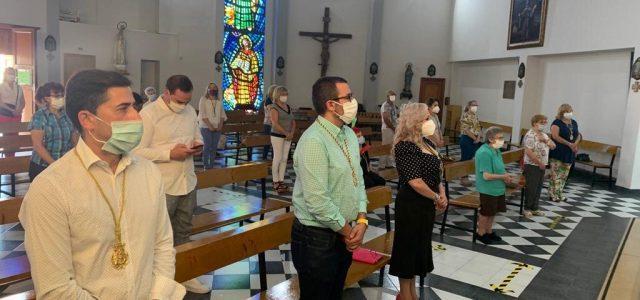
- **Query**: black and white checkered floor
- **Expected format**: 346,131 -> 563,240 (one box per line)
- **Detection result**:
1,145 -> 639,299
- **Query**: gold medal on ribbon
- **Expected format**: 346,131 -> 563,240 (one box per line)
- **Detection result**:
111,241 -> 129,270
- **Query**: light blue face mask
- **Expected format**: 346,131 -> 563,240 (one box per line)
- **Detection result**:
89,116 -> 144,155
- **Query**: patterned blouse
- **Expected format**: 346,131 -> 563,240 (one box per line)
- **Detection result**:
28,108 -> 76,167
523,129 -> 551,165
460,111 -> 481,136
394,138 -> 442,191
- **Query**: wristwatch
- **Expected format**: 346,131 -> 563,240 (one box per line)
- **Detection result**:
433,193 -> 441,202
356,218 -> 369,227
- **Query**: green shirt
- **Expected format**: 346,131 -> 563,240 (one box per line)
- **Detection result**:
292,116 -> 368,232
475,143 -> 506,196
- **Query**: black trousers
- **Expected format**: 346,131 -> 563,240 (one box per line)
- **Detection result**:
28,161 -> 48,182
524,164 -> 545,211
291,219 -> 352,300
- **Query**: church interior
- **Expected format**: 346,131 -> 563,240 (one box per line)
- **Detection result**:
1,0 -> 640,299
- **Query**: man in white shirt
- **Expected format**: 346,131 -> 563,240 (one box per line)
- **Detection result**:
0,67 -> 25,122
134,75 -> 209,293
379,90 -> 398,169
19,69 -> 185,299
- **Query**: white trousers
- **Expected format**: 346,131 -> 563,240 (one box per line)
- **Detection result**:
270,136 -> 292,182
379,128 -> 395,169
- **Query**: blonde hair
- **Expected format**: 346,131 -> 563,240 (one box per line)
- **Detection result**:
556,104 -> 573,119
266,85 -> 279,101
273,86 -> 288,102
393,102 -> 438,157
204,82 -> 218,100
531,114 -> 548,126
464,100 -> 478,112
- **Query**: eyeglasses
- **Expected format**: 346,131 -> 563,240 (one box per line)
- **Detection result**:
332,93 -> 353,102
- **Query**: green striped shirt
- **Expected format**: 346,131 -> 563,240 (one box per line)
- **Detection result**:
292,116 -> 368,232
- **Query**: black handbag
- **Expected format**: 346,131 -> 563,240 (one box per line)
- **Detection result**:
576,153 -> 591,162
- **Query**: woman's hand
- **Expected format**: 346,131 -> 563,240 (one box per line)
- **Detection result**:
569,143 -> 579,153
436,192 -> 448,210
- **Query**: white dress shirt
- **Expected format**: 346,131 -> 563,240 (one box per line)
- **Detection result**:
197,96 -> 227,129
134,97 -> 203,196
19,138 -> 185,299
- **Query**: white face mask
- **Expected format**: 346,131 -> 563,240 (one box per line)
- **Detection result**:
536,124 -> 545,131
357,136 -> 365,145
492,139 -> 505,149
389,95 -> 396,102
432,106 -> 440,114
421,119 -> 437,137
563,112 -> 573,119
279,96 -> 288,103
333,98 -> 359,125
4,74 -> 15,82
49,97 -> 65,110
470,106 -> 478,113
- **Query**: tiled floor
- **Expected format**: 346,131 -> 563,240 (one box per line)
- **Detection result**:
1,146 -> 638,299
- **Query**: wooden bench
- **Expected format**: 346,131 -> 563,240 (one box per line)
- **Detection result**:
0,196 -> 22,225
0,156 -> 30,197
191,162 -> 291,234
439,149 -> 525,243
0,213 -> 296,298
367,143 -> 391,159
252,186 -> 395,299
575,140 -> 619,189
222,134 -> 272,165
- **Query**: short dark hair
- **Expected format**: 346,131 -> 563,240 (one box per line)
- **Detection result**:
312,76 -> 348,115
165,75 -> 193,94
35,82 -> 64,103
65,69 -> 131,132
132,92 -> 144,112
426,97 -> 438,107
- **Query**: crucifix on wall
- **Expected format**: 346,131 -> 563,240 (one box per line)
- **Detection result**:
299,7 -> 352,77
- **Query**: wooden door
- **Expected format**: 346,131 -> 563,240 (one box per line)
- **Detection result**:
64,54 -> 96,84
419,78 -> 445,121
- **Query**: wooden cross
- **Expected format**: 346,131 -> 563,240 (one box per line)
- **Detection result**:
299,7 -> 352,77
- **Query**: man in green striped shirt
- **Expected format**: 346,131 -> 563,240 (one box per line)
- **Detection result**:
291,77 -> 369,299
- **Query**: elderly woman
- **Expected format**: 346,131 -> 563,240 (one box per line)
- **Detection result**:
390,103 -> 447,300
198,83 -> 227,169
474,126 -> 516,244
379,90 -> 398,169
549,104 -> 581,202
426,98 -> 444,147
523,115 -> 556,217
270,86 -> 296,193
459,100 -> 482,186
29,82 -> 78,180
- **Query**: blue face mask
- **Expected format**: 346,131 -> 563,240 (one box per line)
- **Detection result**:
89,116 -> 143,155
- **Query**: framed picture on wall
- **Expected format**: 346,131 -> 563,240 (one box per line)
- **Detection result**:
507,0 -> 549,50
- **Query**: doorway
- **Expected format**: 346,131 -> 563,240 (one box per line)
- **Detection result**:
419,77 -> 446,121
0,23 -> 37,121
141,60 -> 160,95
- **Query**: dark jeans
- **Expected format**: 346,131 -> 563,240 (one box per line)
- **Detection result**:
291,219 -> 352,300
28,161 -> 48,182
524,164 -> 545,211
459,134 -> 482,161
263,124 -> 271,160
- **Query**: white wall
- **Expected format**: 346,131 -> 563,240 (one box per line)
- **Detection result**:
59,21 -> 178,93
375,0 -> 453,110
0,0 -> 51,85
450,58 -> 518,126
284,0 -> 371,109
450,0 -> 640,61
60,0 -> 159,32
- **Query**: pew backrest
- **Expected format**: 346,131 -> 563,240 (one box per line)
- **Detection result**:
222,123 -> 263,134
0,197 -> 23,225
0,122 -> 30,135
367,144 -> 392,158
579,140 -> 619,156
196,162 -> 269,189
366,186 -> 392,212
0,156 -> 30,174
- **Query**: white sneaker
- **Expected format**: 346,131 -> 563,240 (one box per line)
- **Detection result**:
182,278 -> 211,294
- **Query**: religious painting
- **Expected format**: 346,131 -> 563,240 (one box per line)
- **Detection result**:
222,0 -> 266,111
507,0 -> 548,50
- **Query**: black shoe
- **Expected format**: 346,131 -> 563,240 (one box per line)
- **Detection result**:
488,232 -> 502,242
476,234 -> 494,244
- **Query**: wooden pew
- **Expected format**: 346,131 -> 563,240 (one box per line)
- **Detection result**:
0,196 -> 22,225
0,156 -> 30,197
0,122 -> 30,135
0,214 -> 296,298
0,134 -> 32,154
575,140 -> 619,189
223,134 -> 272,164
480,121 -> 514,146
225,110 -> 264,125
253,186 -> 395,300
191,162 -> 291,234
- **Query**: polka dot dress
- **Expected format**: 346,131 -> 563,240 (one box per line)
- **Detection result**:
394,138 -> 442,191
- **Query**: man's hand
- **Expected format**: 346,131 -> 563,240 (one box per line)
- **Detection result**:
170,144 -> 194,161
191,142 -> 204,156
345,223 -> 367,252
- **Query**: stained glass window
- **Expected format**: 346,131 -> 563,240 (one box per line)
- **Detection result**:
222,0 -> 266,111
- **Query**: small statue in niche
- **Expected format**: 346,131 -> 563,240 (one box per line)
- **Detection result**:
114,21 -> 128,74
400,63 -> 413,99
